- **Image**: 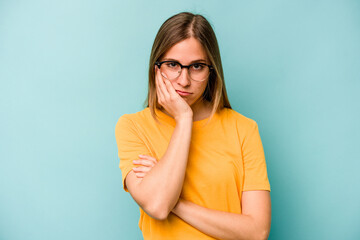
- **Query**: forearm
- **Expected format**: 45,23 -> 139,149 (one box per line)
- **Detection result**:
138,119 -> 192,217
172,199 -> 270,240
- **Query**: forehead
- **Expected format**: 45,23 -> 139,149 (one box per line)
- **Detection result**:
162,37 -> 208,63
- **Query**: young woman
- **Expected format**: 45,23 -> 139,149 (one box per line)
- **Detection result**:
115,12 -> 271,240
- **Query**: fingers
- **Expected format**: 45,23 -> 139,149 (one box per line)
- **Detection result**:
133,159 -> 155,167
155,67 -> 181,108
155,67 -> 165,103
132,165 -> 152,178
163,78 -> 177,96
155,66 -> 170,103
156,66 -> 177,96
138,154 -> 158,164
134,172 -> 145,178
132,166 -> 150,172
132,155 -> 158,178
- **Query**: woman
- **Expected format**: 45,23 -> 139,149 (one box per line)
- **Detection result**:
115,12 -> 271,240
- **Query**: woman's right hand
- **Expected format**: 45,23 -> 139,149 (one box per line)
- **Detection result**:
155,66 -> 193,122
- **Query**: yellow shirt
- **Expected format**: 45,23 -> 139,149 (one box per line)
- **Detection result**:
115,107 -> 270,240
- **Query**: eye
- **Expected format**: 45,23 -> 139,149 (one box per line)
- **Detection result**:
165,61 -> 178,68
191,63 -> 205,71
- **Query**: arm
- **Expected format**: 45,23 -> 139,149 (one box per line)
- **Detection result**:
125,118 -> 192,220
168,120 -> 272,239
133,158 -> 271,238
124,67 -> 193,220
172,191 -> 271,240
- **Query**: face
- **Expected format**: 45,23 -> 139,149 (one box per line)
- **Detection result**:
160,37 -> 210,108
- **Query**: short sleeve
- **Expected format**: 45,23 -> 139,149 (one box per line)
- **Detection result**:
241,121 -> 271,192
115,115 -> 152,192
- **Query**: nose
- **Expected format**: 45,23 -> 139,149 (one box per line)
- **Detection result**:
175,68 -> 191,87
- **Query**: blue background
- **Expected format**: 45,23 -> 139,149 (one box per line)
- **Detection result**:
1,0 -> 359,239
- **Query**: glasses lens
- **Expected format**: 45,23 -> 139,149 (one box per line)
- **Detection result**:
159,61 -> 211,81
189,64 -> 210,81
160,62 -> 181,80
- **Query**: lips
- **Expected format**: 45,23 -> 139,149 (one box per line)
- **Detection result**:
176,90 -> 192,96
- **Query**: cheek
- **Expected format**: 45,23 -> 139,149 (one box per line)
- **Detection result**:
169,80 -> 208,96
170,81 -> 178,89
197,82 -> 208,94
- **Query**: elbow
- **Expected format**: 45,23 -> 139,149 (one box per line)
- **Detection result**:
150,196 -> 177,220
248,214 -> 271,240
146,203 -> 171,221
254,228 -> 270,240
242,218 -> 270,240
155,209 -> 170,221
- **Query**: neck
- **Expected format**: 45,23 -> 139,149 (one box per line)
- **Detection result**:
191,100 -> 212,121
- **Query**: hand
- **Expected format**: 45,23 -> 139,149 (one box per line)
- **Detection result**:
155,66 -> 193,121
132,155 -> 158,178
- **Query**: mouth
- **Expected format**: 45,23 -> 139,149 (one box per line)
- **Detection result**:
176,90 -> 192,96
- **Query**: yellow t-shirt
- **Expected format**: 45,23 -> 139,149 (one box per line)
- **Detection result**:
115,107 -> 270,240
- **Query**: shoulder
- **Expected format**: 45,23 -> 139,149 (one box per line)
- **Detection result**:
115,108 -> 151,131
221,108 -> 262,143
221,108 -> 258,130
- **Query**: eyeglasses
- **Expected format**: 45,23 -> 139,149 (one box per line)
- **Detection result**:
155,61 -> 213,82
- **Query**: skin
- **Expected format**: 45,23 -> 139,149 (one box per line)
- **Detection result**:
133,156 -> 271,240
155,37 -> 213,121
131,37 -> 271,239
123,38 -> 200,221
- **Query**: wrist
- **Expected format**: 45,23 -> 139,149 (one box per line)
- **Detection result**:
175,114 -> 193,123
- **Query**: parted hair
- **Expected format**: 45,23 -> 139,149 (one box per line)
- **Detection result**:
143,12 -> 232,123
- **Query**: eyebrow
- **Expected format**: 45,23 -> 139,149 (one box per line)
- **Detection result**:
162,58 -> 207,64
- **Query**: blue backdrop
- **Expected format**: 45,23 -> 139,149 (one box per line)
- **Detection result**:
1,0 -> 359,239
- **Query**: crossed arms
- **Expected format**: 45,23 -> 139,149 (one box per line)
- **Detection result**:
122,118 -> 271,240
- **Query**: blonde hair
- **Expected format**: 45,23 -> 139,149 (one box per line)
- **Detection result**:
143,12 -> 232,124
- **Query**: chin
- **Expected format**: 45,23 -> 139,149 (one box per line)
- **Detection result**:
185,99 -> 194,105
188,101 -> 199,108
186,94 -> 205,107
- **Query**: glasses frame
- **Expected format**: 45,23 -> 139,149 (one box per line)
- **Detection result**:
155,60 -> 214,82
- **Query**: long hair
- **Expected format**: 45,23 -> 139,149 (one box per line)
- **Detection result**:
143,12 -> 232,123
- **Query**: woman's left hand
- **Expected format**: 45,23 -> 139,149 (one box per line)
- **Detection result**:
132,155 -> 158,178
